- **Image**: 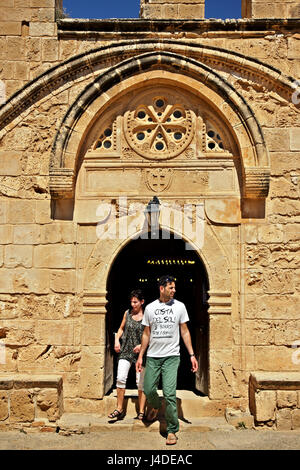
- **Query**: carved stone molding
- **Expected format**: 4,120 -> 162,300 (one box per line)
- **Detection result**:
83,292 -> 107,315
208,291 -> 232,315
49,168 -> 75,199
243,167 -> 270,199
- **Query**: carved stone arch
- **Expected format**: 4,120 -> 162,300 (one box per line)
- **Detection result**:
82,207 -> 232,398
49,52 -> 270,201
83,206 -> 231,296
0,38 -> 297,133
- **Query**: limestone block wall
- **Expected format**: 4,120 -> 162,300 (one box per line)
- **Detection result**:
0,375 -> 63,431
0,5 -> 299,418
140,0 -> 205,18
0,0 -> 62,98
249,373 -> 300,430
242,0 -> 300,18
239,122 -> 300,387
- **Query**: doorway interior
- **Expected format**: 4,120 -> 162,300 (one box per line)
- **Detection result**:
106,230 -> 209,394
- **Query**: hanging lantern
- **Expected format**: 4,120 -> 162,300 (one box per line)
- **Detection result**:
144,196 -> 161,239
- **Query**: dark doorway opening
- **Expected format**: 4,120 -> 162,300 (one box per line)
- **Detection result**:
106,230 -> 209,394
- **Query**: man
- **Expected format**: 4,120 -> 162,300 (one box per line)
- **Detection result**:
136,275 -> 198,445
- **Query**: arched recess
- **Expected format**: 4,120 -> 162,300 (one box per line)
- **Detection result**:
81,207 -> 232,400
49,51 -> 270,203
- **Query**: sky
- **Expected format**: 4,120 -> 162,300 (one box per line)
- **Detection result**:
62,0 -> 241,20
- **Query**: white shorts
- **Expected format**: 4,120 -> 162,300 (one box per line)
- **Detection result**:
116,358 -> 145,391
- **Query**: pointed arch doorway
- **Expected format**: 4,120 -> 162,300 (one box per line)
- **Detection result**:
105,230 -> 209,396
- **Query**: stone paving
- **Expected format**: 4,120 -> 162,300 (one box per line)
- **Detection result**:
1,417 -> 300,451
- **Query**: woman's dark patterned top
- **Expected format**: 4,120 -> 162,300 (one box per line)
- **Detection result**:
119,310 -> 145,363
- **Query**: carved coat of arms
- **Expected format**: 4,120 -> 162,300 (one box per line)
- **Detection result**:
145,168 -> 173,192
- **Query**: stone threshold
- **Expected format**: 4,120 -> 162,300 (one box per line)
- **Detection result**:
56,413 -> 234,436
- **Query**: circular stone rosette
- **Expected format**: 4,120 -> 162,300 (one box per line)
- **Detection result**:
124,95 -> 195,160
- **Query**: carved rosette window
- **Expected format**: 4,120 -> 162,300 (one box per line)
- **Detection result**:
124,96 -> 195,159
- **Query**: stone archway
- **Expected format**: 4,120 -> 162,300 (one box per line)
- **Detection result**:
81,206 -> 232,401
67,70 -> 243,404
105,230 -> 210,394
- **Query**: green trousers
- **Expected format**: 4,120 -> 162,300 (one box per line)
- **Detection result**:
144,356 -> 180,434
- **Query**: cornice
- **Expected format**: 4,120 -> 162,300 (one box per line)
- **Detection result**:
57,17 -> 300,35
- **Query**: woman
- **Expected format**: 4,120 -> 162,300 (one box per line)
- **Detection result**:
108,289 -> 147,420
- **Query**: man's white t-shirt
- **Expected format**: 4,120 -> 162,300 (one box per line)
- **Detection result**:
142,298 -> 189,358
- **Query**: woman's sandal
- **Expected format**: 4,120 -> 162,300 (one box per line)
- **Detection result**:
166,433 -> 178,445
108,409 -> 125,420
137,412 -> 145,421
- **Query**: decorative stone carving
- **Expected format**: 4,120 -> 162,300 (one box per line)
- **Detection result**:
124,92 -> 195,160
243,167 -> 270,199
93,120 -> 117,153
49,168 -> 75,198
205,122 -> 226,152
144,168 -> 173,192
208,291 -> 232,315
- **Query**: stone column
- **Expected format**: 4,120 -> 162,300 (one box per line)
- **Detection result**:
208,291 -> 233,400
140,0 -> 205,19
80,293 -> 107,401
242,0 -> 300,18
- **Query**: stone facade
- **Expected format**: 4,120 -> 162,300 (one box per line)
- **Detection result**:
242,0 -> 300,18
0,0 -> 299,430
249,373 -> 300,429
140,0 -> 205,19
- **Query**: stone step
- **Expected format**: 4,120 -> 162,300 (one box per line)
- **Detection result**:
102,390 -> 231,419
57,413 -> 234,436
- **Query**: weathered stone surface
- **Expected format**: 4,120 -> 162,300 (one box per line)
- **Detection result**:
290,128 -> 300,151
7,200 -> 35,224
36,389 -> 60,422
0,152 -> 23,176
0,392 -> 8,421
80,367 -> 104,399
276,408 -> 292,430
82,314 -> 105,347
16,294 -> 81,319
255,390 -> 276,422
292,409 -> 300,430
141,0 -> 205,19
4,245 -> 33,268
250,372 -> 300,390
29,22 -> 56,37
34,245 -> 75,268
1,321 -> 35,347
35,320 -> 75,346
50,270 -> 75,293
0,0 -> 300,428
13,225 -> 40,245
225,408 -> 254,428
10,390 -> 34,423
277,391 -> 298,408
